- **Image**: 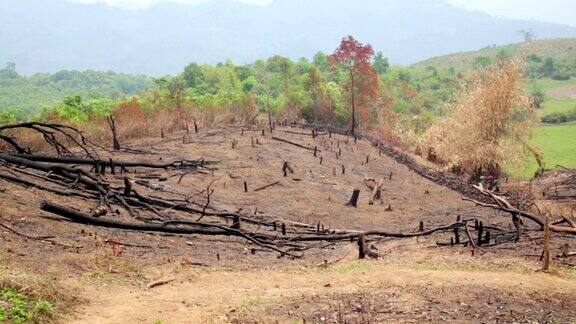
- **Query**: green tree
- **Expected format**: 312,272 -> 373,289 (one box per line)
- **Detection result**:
182,63 -> 204,89
540,58 -> 556,77
313,51 -> 329,72
473,56 -> 492,68
373,52 -> 389,75
0,62 -> 19,79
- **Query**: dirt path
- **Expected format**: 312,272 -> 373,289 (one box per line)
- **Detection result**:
66,254 -> 576,323
547,85 -> 576,100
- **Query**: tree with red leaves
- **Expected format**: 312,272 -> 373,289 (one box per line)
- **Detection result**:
329,35 -> 380,135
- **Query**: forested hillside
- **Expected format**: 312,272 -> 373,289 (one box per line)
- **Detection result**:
0,64 -> 151,120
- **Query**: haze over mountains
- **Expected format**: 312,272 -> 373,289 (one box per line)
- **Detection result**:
2,0 -> 576,75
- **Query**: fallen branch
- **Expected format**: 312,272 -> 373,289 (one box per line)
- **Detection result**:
0,221 -> 54,240
0,220 -> 80,248
254,181 -> 281,192
8,153 -> 213,170
146,278 -> 175,290
39,200 -> 302,257
272,137 -> 316,151
465,185 -> 576,234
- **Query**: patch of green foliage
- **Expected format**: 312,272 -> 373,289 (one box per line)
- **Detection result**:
384,65 -> 456,133
0,287 -> 53,323
528,77 -> 576,91
50,95 -> 114,123
541,106 -> 576,124
0,63 -> 151,118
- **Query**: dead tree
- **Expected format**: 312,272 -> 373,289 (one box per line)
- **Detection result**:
106,116 -> 121,150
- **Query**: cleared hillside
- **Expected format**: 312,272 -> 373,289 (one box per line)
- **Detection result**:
2,124 -> 576,322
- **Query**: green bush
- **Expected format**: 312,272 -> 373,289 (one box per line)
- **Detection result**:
552,72 -> 571,81
541,106 -> 576,123
530,88 -> 545,108
0,287 -> 54,323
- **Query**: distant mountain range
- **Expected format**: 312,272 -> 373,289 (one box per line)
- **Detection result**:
2,0 -> 576,75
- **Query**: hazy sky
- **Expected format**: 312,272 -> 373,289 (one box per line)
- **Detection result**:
69,0 -> 576,26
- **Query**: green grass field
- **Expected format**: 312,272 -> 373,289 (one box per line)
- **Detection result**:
528,78 -> 576,91
527,78 -> 576,117
537,99 -> 575,117
507,78 -> 576,178
507,123 -> 576,178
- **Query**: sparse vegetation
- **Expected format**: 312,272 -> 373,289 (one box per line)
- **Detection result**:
0,268 -> 74,323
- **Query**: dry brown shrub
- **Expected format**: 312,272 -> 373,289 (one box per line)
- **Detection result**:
0,128 -> 52,153
374,91 -> 399,145
149,106 -> 193,135
111,98 -> 150,140
278,103 -> 302,125
421,59 -> 537,180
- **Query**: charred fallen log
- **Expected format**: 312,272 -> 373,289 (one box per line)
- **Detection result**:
272,136 -> 316,151
6,153 -> 214,170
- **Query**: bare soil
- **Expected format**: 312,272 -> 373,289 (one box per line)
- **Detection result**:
1,126 -> 575,323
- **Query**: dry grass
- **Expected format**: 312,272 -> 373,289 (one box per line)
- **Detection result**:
0,95 -> 261,154
421,59 -> 537,180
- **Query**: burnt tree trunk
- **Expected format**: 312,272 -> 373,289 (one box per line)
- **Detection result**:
106,116 -> 121,151
346,189 -> 360,207
358,233 -> 366,259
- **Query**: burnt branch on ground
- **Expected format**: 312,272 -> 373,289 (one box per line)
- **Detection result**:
2,122 -> 569,260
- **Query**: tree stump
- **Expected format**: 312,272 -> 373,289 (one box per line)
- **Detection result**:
232,215 -> 241,230
358,233 -> 366,259
123,177 -> 132,196
346,189 -> 360,207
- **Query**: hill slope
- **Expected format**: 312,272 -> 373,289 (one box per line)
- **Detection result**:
414,38 -> 576,70
0,68 -> 152,116
1,0 -> 576,75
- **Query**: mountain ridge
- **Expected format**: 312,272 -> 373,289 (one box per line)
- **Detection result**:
1,0 -> 576,75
